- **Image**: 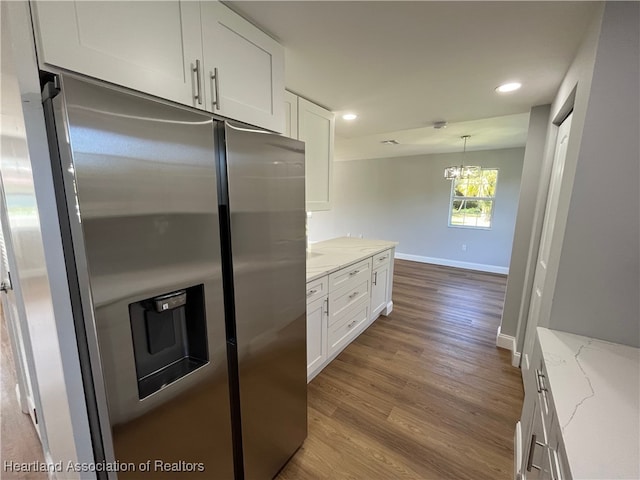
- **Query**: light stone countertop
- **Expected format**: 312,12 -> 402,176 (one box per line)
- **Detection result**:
537,327 -> 640,480
306,237 -> 398,282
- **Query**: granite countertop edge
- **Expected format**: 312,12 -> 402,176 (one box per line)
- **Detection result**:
536,327 -> 640,480
306,237 -> 398,283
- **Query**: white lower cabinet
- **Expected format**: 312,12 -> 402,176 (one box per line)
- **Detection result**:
517,336 -> 570,480
305,249 -> 395,382
328,298 -> 369,356
306,276 -> 328,381
370,249 -> 394,320
306,294 -> 328,380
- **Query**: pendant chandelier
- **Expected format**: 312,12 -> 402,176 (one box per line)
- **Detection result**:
444,135 -> 480,180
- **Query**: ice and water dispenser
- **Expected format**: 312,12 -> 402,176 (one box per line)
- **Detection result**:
129,284 -> 208,399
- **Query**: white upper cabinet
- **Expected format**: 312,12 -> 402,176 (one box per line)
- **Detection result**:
283,91 -> 299,139
298,97 -> 334,211
31,1 -> 203,108
200,1 -> 285,133
31,1 -> 285,132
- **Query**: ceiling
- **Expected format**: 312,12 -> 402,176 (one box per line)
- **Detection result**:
227,1 -> 599,160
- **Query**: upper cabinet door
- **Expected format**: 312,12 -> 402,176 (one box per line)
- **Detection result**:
283,91 -> 299,139
31,1 -> 203,108
200,1 -> 285,133
298,98 -> 334,211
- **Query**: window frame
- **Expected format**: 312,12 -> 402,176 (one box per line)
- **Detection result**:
447,168 -> 499,230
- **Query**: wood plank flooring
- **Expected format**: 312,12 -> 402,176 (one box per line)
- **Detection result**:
0,260 -> 523,480
277,259 -> 523,480
0,309 -> 46,479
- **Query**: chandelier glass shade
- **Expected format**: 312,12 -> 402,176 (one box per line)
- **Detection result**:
444,135 -> 480,180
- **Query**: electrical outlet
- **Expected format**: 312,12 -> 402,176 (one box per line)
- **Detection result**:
462,244 -> 467,252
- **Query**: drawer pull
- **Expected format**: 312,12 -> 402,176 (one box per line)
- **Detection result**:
348,291 -> 359,299
535,369 -> 547,393
347,320 -> 358,328
349,269 -> 360,276
526,434 -> 537,471
307,289 -> 318,297
526,434 -> 545,472
378,255 -> 387,261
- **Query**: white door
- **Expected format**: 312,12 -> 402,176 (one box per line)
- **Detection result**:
31,1 -> 203,108
306,296 -> 327,381
0,189 -> 39,434
522,113 -> 573,374
200,1 -> 285,133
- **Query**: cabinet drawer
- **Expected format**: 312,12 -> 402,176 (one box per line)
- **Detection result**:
535,357 -> 553,428
372,249 -> 392,269
328,297 -> 369,356
306,276 -> 328,305
328,279 -> 370,326
329,258 -> 372,293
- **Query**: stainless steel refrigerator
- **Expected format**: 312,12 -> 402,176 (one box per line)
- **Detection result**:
41,74 -> 307,479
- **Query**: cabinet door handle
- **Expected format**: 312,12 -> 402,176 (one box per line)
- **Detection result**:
347,320 -> 357,328
324,298 -> 329,316
307,289 -> 318,297
211,67 -> 220,110
373,271 -> 378,286
193,59 -> 202,105
348,291 -> 359,299
535,369 -> 547,393
349,269 -> 360,276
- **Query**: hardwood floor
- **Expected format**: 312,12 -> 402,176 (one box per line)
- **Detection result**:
277,259 -> 523,480
0,260 -> 523,479
0,309 -> 46,479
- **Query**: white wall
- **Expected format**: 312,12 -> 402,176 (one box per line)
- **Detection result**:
514,2 -> 604,360
309,147 -> 525,273
548,1 -> 639,347
500,105 -> 551,338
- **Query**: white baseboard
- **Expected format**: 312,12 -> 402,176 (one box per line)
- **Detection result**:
496,327 -> 521,368
496,325 -> 516,351
394,252 -> 509,275
511,351 -> 521,368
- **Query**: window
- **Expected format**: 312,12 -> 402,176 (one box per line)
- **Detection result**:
449,168 -> 498,229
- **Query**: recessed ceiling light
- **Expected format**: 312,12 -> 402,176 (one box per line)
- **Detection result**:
380,139 -> 399,145
433,121 -> 448,129
496,82 -> 522,93
342,113 -> 358,121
